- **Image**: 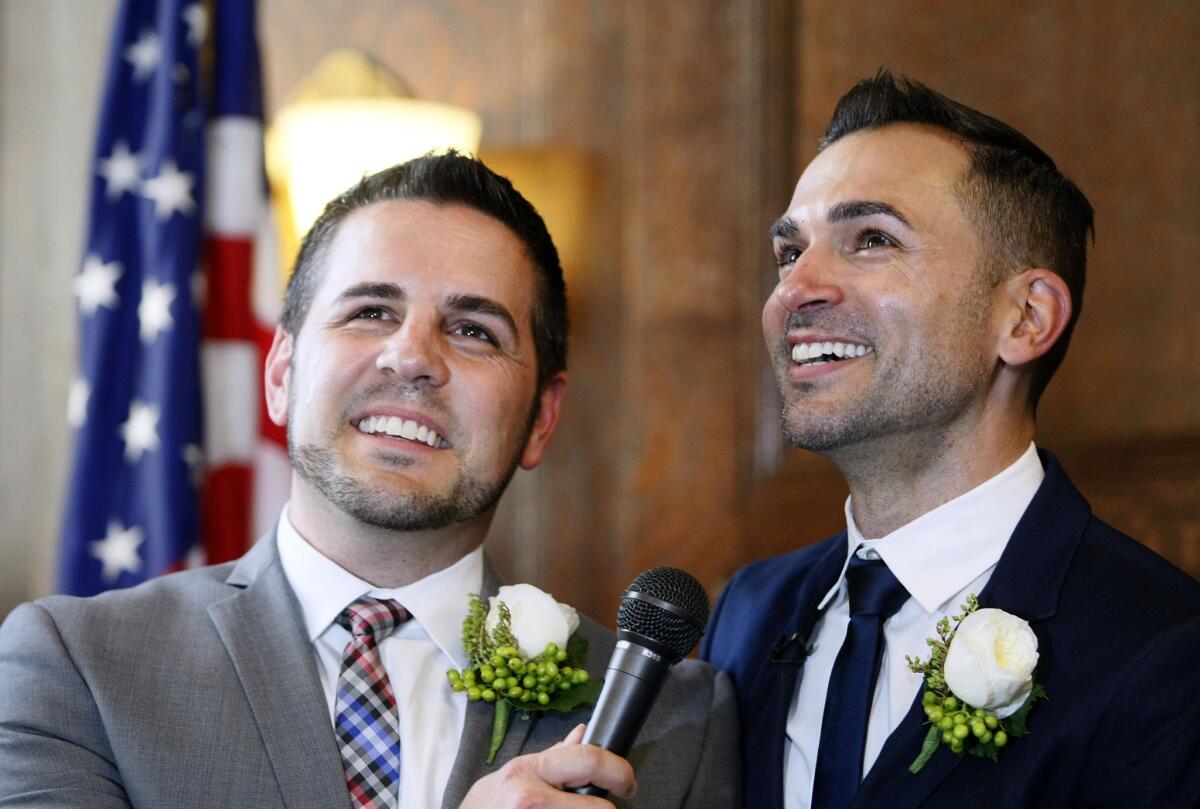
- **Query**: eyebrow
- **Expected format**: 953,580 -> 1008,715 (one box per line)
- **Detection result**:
335,283 -> 520,340
769,217 -> 800,240
768,200 -> 911,241
445,294 -> 519,339
827,199 -> 911,228
336,281 -> 403,302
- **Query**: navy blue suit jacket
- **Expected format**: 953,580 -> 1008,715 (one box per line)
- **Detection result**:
702,452 -> 1200,808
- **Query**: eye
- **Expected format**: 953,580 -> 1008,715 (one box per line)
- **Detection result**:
856,230 -> 897,251
451,321 -> 497,345
349,305 -> 393,321
775,245 -> 803,269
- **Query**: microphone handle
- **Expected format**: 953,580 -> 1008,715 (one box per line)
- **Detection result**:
568,640 -> 672,797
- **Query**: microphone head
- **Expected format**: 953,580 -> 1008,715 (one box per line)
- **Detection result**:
616,567 -> 710,663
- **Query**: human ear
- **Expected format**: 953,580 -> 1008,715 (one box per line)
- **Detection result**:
519,372 -> 568,470
997,269 -> 1072,368
263,326 -> 294,427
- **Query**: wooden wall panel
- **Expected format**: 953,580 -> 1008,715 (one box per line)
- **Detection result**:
252,0 -> 1198,627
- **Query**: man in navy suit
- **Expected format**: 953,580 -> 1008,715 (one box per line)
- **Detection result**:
702,71 -> 1200,808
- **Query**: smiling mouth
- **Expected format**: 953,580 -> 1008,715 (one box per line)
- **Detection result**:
357,415 -> 448,448
791,340 -> 873,367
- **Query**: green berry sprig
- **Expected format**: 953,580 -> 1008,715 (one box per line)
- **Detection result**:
448,594 -> 601,763
906,594 -> 1046,773
447,641 -> 592,708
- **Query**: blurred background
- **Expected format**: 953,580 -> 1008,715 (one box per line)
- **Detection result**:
2,0 -> 1197,625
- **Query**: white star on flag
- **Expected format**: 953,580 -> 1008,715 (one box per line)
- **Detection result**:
138,279 -> 176,343
124,30 -> 161,82
68,378 -> 92,428
183,4 -> 208,47
89,520 -> 145,582
142,160 -> 196,220
75,254 -> 123,315
121,400 -> 161,461
98,140 -> 141,199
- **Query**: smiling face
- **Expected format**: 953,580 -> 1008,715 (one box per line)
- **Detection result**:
764,124 -> 1005,459
265,200 -> 564,533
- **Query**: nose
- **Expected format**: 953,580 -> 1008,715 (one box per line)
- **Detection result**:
375,316 -> 450,387
773,247 -> 845,314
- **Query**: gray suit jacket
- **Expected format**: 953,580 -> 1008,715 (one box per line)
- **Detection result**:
0,534 -> 740,808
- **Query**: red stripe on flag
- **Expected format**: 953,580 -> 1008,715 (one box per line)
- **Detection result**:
203,464 -> 254,563
204,236 -> 255,341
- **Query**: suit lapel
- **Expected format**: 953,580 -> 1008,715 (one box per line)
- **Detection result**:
440,555 -> 539,809
854,451 -> 1091,806
751,537 -> 848,809
208,535 -> 351,809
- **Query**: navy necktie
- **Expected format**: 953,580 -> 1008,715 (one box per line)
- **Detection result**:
811,555 -> 910,808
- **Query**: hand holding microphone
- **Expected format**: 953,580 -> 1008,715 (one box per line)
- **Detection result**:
570,567 -> 710,796
459,567 -> 710,808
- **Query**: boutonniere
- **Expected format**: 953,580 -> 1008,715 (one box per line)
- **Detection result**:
906,594 -> 1046,773
447,584 -> 602,764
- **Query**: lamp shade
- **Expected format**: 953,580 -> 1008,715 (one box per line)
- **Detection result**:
269,96 -> 482,238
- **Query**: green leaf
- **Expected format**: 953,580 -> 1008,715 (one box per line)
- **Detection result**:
567,632 -> 588,667
522,676 -> 604,714
486,699 -> 513,765
908,725 -> 941,774
1004,682 -> 1047,737
968,742 -> 999,762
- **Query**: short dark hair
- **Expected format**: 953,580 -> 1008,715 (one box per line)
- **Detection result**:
281,151 -> 568,388
822,70 -> 1094,405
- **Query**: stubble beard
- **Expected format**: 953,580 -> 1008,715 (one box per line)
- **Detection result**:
287,387 -> 537,533
776,301 -> 994,458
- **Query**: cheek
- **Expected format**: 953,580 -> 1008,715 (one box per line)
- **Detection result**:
762,289 -> 786,345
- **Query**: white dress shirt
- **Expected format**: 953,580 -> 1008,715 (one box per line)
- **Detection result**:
276,505 -> 480,809
784,443 -> 1044,809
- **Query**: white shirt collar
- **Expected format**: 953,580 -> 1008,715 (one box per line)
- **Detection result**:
276,503 -> 481,669
818,443 -> 1044,614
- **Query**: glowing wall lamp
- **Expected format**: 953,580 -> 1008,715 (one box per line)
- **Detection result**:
266,49 -> 483,257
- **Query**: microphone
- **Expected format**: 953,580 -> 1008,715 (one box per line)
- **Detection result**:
569,567 -> 710,797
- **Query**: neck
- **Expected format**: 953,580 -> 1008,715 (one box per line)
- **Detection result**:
286,481 -> 492,588
831,414 -> 1035,539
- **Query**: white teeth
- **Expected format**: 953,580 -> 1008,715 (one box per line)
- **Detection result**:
357,416 -> 443,447
790,341 -> 874,364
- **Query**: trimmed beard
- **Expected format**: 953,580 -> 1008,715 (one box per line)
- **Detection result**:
774,287 -> 994,454
287,387 -> 538,533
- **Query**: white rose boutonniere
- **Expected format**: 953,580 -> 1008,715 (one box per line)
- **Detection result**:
485,584 -> 580,659
906,594 -> 1046,773
943,608 -> 1038,718
447,585 -> 599,764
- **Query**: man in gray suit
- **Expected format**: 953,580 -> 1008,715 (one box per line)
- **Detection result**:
0,153 -> 739,808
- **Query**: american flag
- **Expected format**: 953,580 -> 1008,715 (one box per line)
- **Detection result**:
60,0 -> 288,596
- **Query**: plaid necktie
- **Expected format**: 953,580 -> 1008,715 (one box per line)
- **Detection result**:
335,597 -> 409,809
